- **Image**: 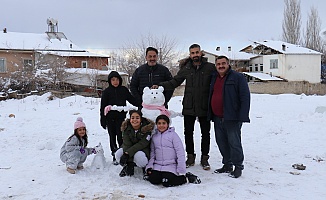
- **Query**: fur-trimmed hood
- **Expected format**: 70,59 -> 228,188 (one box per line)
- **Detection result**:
179,52 -> 208,69
120,117 -> 155,133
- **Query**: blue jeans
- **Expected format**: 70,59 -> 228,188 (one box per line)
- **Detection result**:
213,116 -> 244,168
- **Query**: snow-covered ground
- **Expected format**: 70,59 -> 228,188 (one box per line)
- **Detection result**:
0,93 -> 325,200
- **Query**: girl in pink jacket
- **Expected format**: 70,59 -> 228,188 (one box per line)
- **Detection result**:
145,115 -> 201,187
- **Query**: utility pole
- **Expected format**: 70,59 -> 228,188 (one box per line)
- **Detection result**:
159,47 -> 162,64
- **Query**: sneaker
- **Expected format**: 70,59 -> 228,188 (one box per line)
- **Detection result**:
67,167 -> 76,174
186,154 -> 196,168
77,165 -> 84,170
200,155 -> 210,170
229,166 -> 242,178
186,172 -> 201,184
214,164 -> 234,174
113,157 -> 119,165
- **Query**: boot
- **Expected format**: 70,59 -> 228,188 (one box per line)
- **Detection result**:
67,167 -> 76,174
214,164 -> 234,174
186,172 -> 201,184
200,155 -> 210,170
186,154 -> 196,168
119,165 -> 128,177
126,162 -> 135,176
112,155 -> 119,165
229,165 -> 243,178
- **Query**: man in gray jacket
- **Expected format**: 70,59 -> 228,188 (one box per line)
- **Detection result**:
153,44 -> 215,170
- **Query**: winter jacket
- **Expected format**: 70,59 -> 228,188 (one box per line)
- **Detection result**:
159,57 -> 215,117
60,135 -> 93,168
100,71 -> 141,128
130,63 -> 174,106
121,117 -> 155,160
208,69 -> 251,122
146,127 -> 186,176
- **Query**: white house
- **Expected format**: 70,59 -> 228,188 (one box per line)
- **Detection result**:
241,40 -> 322,83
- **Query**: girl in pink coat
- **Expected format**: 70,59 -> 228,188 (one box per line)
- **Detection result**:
145,115 -> 201,187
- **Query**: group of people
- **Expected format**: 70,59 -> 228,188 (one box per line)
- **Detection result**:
60,44 -> 251,186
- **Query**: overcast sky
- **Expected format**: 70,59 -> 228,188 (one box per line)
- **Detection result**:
2,0 -> 326,54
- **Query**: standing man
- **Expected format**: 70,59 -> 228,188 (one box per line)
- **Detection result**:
154,44 -> 215,170
208,55 -> 250,178
130,47 -> 174,108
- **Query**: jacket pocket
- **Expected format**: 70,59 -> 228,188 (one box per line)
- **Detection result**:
182,93 -> 193,109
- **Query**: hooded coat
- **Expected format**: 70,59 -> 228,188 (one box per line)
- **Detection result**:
120,117 -> 155,161
146,127 -> 186,176
100,71 -> 140,127
159,57 -> 215,117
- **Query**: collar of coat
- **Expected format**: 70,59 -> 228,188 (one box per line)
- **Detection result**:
179,56 -> 208,69
120,118 -> 155,133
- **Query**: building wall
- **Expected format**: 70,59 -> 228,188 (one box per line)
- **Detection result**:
262,54 -> 321,83
0,51 -> 34,77
67,57 -> 108,70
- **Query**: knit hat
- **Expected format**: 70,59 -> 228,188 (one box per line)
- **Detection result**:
74,117 -> 86,130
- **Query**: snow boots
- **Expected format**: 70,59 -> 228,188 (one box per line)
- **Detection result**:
119,162 -> 135,177
200,155 -> 210,170
186,154 -> 196,168
67,167 -> 76,174
229,166 -> 242,178
186,172 -> 201,184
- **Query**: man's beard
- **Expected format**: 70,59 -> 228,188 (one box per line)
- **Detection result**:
192,56 -> 201,63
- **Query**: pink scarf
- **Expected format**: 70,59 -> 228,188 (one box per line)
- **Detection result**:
142,103 -> 171,117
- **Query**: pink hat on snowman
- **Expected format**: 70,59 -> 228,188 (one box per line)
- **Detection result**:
74,117 -> 86,130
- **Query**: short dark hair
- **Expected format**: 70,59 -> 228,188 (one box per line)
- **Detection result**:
155,114 -> 170,125
215,55 -> 229,62
189,44 -> 201,51
129,109 -> 143,118
146,47 -> 158,55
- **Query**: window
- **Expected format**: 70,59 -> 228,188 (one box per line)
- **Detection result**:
0,58 -> 6,72
255,64 -> 258,71
260,64 -> 263,71
23,59 -> 33,71
82,61 -> 88,68
270,59 -> 278,69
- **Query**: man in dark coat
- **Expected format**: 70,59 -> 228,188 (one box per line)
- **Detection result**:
154,44 -> 216,170
100,71 -> 140,164
130,47 -> 174,108
208,55 -> 250,178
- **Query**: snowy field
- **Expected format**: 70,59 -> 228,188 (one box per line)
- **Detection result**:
0,93 -> 325,200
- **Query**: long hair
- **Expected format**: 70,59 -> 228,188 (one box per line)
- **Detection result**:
67,129 -> 88,147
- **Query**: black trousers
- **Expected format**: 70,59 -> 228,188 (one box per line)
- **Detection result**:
148,170 -> 187,187
184,115 -> 211,156
107,118 -> 124,155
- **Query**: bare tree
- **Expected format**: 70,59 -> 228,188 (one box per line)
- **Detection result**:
303,6 -> 324,52
282,0 -> 302,44
119,33 -> 181,76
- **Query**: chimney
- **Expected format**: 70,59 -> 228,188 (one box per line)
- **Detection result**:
3,28 -> 7,33
216,46 -> 220,51
282,44 -> 286,51
228,46 -> 231,51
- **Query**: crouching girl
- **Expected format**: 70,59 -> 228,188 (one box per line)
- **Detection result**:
115,110 -> 154,177
60,117 -> 95,174
145,115 -> 201,187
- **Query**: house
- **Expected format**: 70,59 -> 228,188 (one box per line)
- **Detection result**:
0,19 -> 109,78
240,40 -> 322,83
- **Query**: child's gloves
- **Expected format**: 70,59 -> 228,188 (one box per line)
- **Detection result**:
104,105 -> 112,116
80,147 -> 86,154
119,153 -> 129,166
91,148 -> 97,154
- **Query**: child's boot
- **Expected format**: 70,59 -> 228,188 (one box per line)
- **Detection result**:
67,167 -> 76,174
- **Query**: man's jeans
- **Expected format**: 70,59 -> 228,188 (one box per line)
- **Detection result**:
213,116 -> 244,168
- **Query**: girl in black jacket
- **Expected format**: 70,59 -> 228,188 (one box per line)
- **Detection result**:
100,71 -> 140,164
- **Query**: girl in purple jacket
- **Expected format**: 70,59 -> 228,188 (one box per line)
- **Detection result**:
145,115 -> 201,187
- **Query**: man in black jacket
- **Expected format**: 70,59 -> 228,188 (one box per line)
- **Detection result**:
130,47 -> 174,108
153,44 -> 215,170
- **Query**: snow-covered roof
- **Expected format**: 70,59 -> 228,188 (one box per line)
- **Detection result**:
37,50 -> 109,58
217,51 -> 257,60
253,40 -> 322,55
243,72 -> 283,81
64,68 -> 128,76
0,31 -> 83,51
